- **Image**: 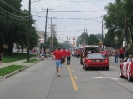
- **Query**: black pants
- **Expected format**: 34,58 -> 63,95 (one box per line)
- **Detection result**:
67,57 -> 71,65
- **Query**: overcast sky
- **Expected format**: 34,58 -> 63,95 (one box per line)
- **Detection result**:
21,0 -> 115,43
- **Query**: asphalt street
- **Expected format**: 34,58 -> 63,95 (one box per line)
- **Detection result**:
0,56 -> 133,99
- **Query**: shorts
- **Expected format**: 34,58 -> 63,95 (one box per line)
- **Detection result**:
55,60 -> 62,68
0,58 -> 2,61
119,54 -> 124,59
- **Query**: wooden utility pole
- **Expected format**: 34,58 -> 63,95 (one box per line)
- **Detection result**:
44,8 -> 48,53
27,0 -> 31,61
50,18 -> 53,52
102,19 -> 104,48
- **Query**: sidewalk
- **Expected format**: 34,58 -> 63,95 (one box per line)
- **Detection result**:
0,57 -> 40,69
0,57 -> 41,80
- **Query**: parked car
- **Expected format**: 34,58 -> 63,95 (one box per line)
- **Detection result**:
120,61 -> 133,82
80,45 -> 99,64
82,53 -> 109,71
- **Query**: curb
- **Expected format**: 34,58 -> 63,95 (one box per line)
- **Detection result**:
0,60 -> 41,82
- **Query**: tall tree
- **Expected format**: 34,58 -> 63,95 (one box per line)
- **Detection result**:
88,34 -> 99,45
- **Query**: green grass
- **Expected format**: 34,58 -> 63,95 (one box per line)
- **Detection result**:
2,53 -> 37,63
0,65 -> 24,76
23,59 -> 39,63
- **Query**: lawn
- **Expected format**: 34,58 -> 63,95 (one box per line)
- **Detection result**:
0,65 -> 24,76
2,53 -> 37,63
23,59 -> 39,63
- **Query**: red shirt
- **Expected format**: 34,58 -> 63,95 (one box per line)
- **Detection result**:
62,49 -> 67,57
53,50 -> 62,60
119,48 -> 124,54
67,51 -> 71,57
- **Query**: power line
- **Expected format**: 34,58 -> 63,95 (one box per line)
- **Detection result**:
1,0 -> 29,15
0,9 -> 28,20
42,10 -> 105,12
0,7 -> 30,19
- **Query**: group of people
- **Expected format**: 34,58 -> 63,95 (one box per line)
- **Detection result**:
113,47 -> 126,63
38,49 -> 49,60
52,48 -> 71,77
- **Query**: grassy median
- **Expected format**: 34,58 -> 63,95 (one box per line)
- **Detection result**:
0,65 -> 24,76
2,53 -> 37,63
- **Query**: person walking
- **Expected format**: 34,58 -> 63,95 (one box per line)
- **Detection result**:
114,48 -> 119,63
52,48 -> 62,77
119,47 -> 124,62
67,49 -> 71,65
61,48 -> 67,63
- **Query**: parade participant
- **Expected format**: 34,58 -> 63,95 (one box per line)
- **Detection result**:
114,48 -> 119,63
52,48 -> 62,77
61,48 -> 67,63
67,49 -> 71,65
119,47 -> 124,62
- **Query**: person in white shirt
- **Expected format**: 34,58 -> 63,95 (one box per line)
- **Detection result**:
127,55 -> 132,62
123,55 -> 132,76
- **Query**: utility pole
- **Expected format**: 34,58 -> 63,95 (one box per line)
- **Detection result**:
27,0 -> 31,61
44,8 -> 48,53
50,17 -> 53,52
102,19 -> 104,48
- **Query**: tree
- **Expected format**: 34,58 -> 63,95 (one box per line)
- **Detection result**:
88,34 -> 99,45
95,34 -> 102,42
0,0 -> 38,55
104,0 -> 133,49
76,32 -> 88,46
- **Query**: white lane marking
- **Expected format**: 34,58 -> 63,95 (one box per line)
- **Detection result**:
92,76 -> 119,80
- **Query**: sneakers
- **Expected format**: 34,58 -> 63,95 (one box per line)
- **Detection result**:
57,73 -> 60,77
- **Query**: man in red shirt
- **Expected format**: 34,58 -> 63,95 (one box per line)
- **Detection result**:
52,48 -> 62,77
119,47 -> 124,62
67,49 -> 71,65
61,48 -> 67,63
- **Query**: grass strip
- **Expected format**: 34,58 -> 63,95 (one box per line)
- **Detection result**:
2,53 -> 37,63
23,59 -> 39,63
0,65 -> 24,76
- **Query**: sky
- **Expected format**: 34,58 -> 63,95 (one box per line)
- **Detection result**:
21,0 -> 115,43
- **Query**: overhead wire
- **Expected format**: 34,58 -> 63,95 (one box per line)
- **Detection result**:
0,7 -> 29,19
0,0 -> 29,15
32,2 -> 45,27
0,9 -> 28,20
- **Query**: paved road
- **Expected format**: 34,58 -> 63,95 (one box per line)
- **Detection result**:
0,56 -> 133,99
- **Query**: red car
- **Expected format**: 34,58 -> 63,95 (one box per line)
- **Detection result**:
120,61 -> 133,81
83,53 -> 109,71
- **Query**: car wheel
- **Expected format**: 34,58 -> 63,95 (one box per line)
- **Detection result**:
106,66 -> 109,70
84,65 -> 88,71
128,73 -> 133,82
120,68 -> 124,78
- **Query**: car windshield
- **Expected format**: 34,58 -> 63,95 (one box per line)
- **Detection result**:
87,54 -> 106,59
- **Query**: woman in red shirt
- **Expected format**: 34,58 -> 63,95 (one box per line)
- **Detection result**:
119,47 -> 124,62
67,49 -> 71,65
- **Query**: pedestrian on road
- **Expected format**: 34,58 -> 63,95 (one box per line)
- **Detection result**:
52,48 -> 62,77
114,48 -> 119,63
61,48 -> 67,63
0,52 -> 3,65
119,47 -> 125,62
67,49 -> 71,65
